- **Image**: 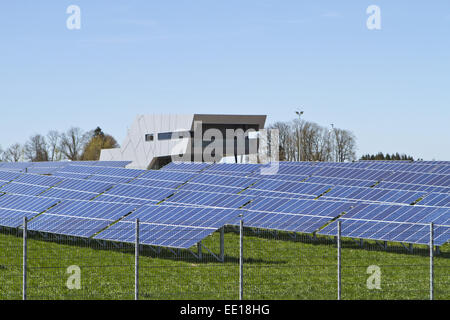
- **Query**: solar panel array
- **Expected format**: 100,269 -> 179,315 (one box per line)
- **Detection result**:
0,159 -> 448,248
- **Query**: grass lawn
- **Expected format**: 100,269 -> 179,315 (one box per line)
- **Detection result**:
0,228 -> 448,300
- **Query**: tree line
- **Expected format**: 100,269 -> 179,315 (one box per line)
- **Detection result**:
0,127 -> 118,162
360,152 -> 418,161
269,118 -> 357,162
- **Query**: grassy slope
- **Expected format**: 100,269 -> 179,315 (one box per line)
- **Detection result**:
0,229 -> 448,300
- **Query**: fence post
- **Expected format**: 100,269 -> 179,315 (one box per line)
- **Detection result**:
135,218 -> 139,301
220,227 -> 225,262
239,215 -> 244,300
337,221 -> 341,300
429,223 -> 434,301
23,217 -> 27,301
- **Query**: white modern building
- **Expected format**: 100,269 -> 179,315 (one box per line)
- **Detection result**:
100,114 -> 267,169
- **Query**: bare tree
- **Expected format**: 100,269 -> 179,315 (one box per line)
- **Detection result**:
267,118 -> 357,162
60,127 -> 90,161
3,143 -> 24,162
24,134 -> 49,162
47,130 -> 63,161
332,128 -> 357,162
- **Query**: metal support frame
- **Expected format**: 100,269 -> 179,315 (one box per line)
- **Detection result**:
337,221 -> 342,301
220,227 -> 225,262
197,241 -> 202,260
22,217 -> 28,301
135,219 -> 139,301
239,216 -> 244,300
429,223 -> 434,301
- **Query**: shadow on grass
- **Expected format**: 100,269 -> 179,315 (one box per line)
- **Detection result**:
0,227 -> 286,265
225,226 -> 450,259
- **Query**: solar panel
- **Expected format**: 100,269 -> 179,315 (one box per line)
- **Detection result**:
13,174 -> 63,187
165,190 -> 252,208
0,194 -> 59,228
55,179 -> 114,193
124,204 -> 239,229
319,219 -> 449,246
95,221 -> 217,249
28,214 -> 112,238
46,200 -> 138,220
0,183 -> 49,196
40,188 -> 99,201
235,210 -> 331,234
103,184 -> 175,202
128,179 -> 183,189
161,162 -> 211,172
418,193 -> 450,207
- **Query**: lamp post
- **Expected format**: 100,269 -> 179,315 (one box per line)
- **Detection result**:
295,110 -> 304,161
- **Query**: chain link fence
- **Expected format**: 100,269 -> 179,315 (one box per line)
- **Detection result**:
0,217 -> 448,300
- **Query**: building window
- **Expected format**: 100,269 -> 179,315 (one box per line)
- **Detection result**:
158,131 -> 192,141
145,134 -> 154,142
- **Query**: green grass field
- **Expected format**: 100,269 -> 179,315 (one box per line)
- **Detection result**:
0,228 -> 448,300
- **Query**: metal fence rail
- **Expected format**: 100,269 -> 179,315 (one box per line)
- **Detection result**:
0,219 -> 448,300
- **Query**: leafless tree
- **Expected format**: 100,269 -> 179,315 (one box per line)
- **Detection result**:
267,118 -> 357,162
3,143 -> 24,162
60,127 -> 89,161
24,134 -> 49,162
47,130 -> 63,161
332,128 -> 357,162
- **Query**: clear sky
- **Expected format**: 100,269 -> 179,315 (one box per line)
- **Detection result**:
1,1 -> 449,160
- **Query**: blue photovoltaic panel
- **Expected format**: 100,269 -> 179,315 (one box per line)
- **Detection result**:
166,190 -> 252,208
0,194 -> 59,214
93,194 -> 155,205
46,200 -> 139,220
0,170 -> 22,183
233,210 -> 331,234
40,188 -> 99,201
202,163 -> 261,175
0,209 -> 43,228
87,175 -> 134,184
418,193 -> 450,207
249,173 -> 309,182
53,172 -> 92,180
13,174 -> 63,187
104,184 -> 175,201
0,183 -> 49,196
374,181 -> 448,193
240,188 -> 314,200
90,161 -> 132,167
336,202 -> 449,225
138,170 -> 196,182
161,162 -> 211,172
322,186 -> 424,204
28,214 -> 112,238
384,172 -> 449,187
25,167 -> 60,175
255,164 -> 319,177
245,198 -> 354,217
54,165 -> 102,176
93,167 -> 144,178
305,176 -> 376,188
55,179 -> 114,193
313,166 -> 393,181
179,183 -> 244,194
318,219 -> 449,246
128,179 -> 183,189
95,221 -> 216,249
188,174 -> 258,188
249,179 -> 330,198
125,204 -> 239,229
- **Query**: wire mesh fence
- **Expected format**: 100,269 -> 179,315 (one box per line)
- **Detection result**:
0,217 -> 448,300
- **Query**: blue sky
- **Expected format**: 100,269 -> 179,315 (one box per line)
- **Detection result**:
1,1 -> 449,160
